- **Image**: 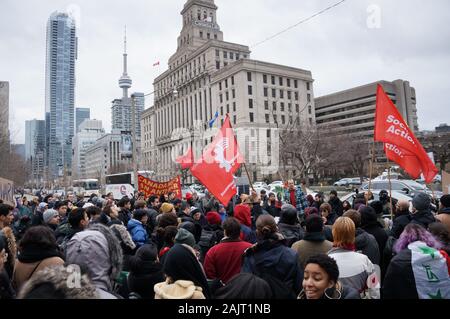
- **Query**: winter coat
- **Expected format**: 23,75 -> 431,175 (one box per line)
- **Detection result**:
264,201 -> 281,217
391,210 -> 412,239
0,227 -> 17,279
66,224 -> 123,299
13,256 -> 64,291
297,281 -> 360,299
284,187 -> 309,216
242,234 -> 303,295
277,223 -> 304,247
436,207 -> 450,232
154,279 -> 205,299
328,197 -> 344,217
355,228 -> 380,266
291,232 -> 333,269
127,219 -> 148,248
204,238 -> 252,284
146,207 -> 159,235
362,224 -> 388,261
128,263 -> 164,299
118,208 -> 132,226
410,209 -> 437,229
328,247 -> 380,299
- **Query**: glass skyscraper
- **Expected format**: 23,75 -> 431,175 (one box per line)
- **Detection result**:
45,12 -> 77,178
76,107 -> 90,132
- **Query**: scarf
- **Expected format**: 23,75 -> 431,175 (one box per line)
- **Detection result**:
303,232 -> 326,242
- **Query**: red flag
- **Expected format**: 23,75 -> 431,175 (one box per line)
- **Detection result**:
176,147 -> 194,170
374,84 -> 438,183
190,115 -> 244,205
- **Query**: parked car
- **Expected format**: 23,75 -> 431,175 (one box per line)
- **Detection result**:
360,179 -> 440,199
334,178 -> 362,187
333,178 -> 352,187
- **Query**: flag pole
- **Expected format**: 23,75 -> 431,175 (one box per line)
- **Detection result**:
226,113 -> 255,194
367,141 -> 376,205
243,162 -> 256,193
387,163 -> 394,221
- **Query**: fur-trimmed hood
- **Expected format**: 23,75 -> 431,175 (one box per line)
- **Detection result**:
65,224 -> 122,293
18,265 -> 99,299
1,227 -> 17,270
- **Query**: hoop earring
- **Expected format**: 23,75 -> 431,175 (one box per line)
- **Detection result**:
324,287 -> 342,299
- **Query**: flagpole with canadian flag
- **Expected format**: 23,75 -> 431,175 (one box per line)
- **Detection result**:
373,84 -> 439,209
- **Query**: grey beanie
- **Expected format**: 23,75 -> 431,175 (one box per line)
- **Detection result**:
43,209 -> 59,224
412,192 -> 431,211
175,228 -> 196,248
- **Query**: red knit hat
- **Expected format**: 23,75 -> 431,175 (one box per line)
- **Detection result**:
185,192 -> 192,201
206,211 -> 222,225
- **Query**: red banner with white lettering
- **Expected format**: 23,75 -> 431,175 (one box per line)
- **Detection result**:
374,84 -> 438,183
190,115 -> 244,206
138,175 -> 182,199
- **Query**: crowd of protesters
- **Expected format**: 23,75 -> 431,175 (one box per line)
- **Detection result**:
0,182 -> 449,299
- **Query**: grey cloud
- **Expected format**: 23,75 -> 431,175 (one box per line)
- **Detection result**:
1,0 -> 449,144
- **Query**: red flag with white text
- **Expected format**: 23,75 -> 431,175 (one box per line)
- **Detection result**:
190,115 -> 244,205
374,84 -> 438,183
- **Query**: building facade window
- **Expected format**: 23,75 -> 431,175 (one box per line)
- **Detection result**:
287,91 -> 292,99
223,51 -> 228,59
271,75 -> 275,85
263,74 -> 267,84
294,79 -> 298,88
248,85 -> 253,95
307,82 -> 310,90
307,94 -> 311,102
232,89 -> 235,99
264,87 -> 268,97
295,92 -> 299,101
272,88 -> 276,98
247,72 -> 252,81
249,98 -> 253,108
265,114 -> 270,123
264,100 -> 269,110
216,61 -> 220,69
233,102 -> 236,112
272,101 -> 277,111
279,77 -> 283,86
296,104 -> 300,112
231,76 -> 235,85
249,113 -> 254,122
287,78 -> 291,87
280,89 -> 284,99
281,102 -> 285,112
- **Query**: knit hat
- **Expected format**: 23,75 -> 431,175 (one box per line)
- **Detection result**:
175,228 -> 196,248
206,212 -> 222,226
185,193 -> 193,201
440,194 -> 450,208
412,192 -> 431,211
43,209 -> 59,224
190,207 -> 200,215
38,202 -> 48,212
160,203 -> 174,214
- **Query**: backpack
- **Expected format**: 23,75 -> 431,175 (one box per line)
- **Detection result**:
198,229 -> 218,261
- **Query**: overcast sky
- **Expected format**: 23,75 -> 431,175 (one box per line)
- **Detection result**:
2,0 -> 450,144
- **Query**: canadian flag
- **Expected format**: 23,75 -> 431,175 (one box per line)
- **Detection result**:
374,84 -> 438,183
176,147 -> 194,170
190,115 -> 244,205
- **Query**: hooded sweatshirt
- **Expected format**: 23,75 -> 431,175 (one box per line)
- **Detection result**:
65,224 -> 123,299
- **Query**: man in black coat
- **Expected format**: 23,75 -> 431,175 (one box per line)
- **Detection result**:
328,190 -> 343,217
